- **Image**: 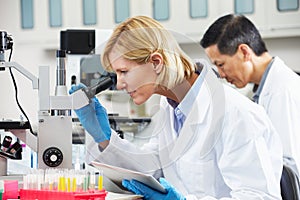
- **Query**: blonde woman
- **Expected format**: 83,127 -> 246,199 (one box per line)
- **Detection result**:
70,16 -> 282,199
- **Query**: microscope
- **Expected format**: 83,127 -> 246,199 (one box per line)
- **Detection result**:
0,31 -> 113,174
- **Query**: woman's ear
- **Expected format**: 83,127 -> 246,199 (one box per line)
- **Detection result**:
149,52 -> 163,74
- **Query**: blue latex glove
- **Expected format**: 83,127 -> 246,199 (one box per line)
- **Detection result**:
69,83 -> 111,143
122,178 -> 185,200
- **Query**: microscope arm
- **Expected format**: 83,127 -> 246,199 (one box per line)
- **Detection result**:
0,61 -> 39,89
0,60 -> 112,111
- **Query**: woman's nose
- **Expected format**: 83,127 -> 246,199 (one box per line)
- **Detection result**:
116,82 -> 126,90
116,76 -> 126,90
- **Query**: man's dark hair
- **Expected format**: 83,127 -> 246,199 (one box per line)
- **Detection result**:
200,14 -> 268,56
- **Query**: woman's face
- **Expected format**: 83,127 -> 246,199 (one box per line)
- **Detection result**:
109,50 -> 158,105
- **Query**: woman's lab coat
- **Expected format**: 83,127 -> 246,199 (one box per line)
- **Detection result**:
258,56 -> 300,174
89,67 -> 283,199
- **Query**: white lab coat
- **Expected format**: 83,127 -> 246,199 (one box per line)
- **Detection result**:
258,56 -> 300,174
88,66 -> 283,199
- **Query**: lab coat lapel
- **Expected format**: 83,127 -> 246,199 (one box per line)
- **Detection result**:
169,84 -> 210,161
159,67 -> 225,194
158,117 -> 190,194
156,101 -> 190,194
170,66 -> 225,160
157,82 -> 210,196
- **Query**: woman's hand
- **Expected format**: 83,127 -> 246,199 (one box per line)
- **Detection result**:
69,83 -> 111,143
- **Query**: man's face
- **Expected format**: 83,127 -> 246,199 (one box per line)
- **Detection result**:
205,44 -> 252,88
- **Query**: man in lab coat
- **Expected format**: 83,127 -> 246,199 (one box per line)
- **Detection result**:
70,16 -> 283,199
200,14 -> 300,175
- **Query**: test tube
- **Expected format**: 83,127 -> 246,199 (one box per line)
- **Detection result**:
72,176 -> 77,192
89,173 -> 95,191
46,169 -> 54,191
23,175 -> 28,189
58,176 -> 64,192
67,176 -> 71,192
58,170 -> 66,192
76,171 -> 83,192
84,171 -> 89,192
68,169 -> 76,192
37,169 -> 44,190
97,170 -> 103,191
28,173 -> 36,189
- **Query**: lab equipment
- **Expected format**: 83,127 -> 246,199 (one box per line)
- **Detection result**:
37,49 -> 73,169
19,188 -> 107,199
81,77 -> 113,100
0,121 -> 31,175
0,135 -> 22,160
0,31 -> 13,62
60,29 -> 114,90
54,49 -> 68,116
20,168 -> 107,199
7,141 -> 22,155
60,29 -> 96,55
122,178 -> 184,200
1,136 -> 12,152
0,31 -> 113,172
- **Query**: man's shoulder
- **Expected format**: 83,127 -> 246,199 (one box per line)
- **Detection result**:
222,84 -> 264,114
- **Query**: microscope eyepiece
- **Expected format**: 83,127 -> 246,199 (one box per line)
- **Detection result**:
82,76 -> 114,100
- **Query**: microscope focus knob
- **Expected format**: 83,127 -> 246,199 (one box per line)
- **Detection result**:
42,147 -> 63,167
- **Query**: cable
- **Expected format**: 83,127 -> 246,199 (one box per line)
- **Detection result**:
8,47 -> 36,136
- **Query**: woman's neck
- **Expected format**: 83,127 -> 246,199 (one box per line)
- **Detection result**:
156,72 -> 199,103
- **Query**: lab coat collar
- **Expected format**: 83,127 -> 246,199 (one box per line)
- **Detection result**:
252,57 -> 274,103
259,57 -> 287,101
167,66 -> 225,161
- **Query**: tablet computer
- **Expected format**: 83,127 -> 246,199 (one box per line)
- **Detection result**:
91,161 -> 166,193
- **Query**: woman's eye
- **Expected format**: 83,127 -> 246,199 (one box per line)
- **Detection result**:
217,63 -> 224,68
117,70 -> 127,75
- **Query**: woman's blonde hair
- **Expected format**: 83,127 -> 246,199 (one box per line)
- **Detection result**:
101,15 -> 195,89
